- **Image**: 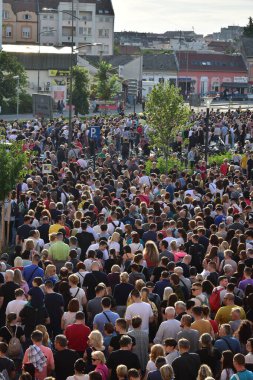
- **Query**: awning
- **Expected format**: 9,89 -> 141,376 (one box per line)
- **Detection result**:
221,82 -> 249,88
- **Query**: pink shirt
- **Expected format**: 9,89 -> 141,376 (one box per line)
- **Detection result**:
23,344 -> 54,380
95,364 -> 109,380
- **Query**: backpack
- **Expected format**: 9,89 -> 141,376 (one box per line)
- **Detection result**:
209,287 -> 223,313
10,201 -> 19,218
6,326 -> 22,358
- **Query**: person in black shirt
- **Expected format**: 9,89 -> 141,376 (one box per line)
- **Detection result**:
0,342 -> 15,379
76,222 -> 95,261
82,261 -> 109,300
172,338 -> 201,380
44,281 -> 64,337
188,235 -> 205,273
54,334 -> 79,380
107,335 -> 140,380
109,319 -> 136,352
0,271 -> 19,325
38,216 -> 50,243
16,216 -> 32,244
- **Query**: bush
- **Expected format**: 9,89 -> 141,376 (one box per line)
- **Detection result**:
146,155 -> 186,174
208,152 -> 233,166
1,92 -> 32,114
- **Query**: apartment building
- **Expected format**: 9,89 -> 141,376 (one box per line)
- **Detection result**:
2,0 -> 114,55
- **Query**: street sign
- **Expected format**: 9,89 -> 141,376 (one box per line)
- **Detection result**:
89,126 -> 100,140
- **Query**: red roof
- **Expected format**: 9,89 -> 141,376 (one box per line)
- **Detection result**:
176,51 -> 248,73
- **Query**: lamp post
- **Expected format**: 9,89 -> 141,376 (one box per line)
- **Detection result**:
37,29 -> 57,92
204,97 -> 212,164
13,75 -> 19,120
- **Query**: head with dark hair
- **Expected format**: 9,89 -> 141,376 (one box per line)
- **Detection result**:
236,320 -> 253,344
101,297 -> 111,309
89,371 -> 102,380
221,350 -> 234,370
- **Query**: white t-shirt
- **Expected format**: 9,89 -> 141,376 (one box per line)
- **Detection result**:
125,302 -> 153,332
6,299 -> 27,317
62,311 -> 77,330
69,287 -> 87,310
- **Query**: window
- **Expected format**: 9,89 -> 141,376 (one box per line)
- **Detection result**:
103,44 -> 109,54
3,10 -> 10,20
42,15 -> 47,19
22,27 -> 31,39
98,29 -> 109,38
23,14 -> 31,20
49,15 -> 54,20
5,26 -> 12,37
79,27 -> 91,36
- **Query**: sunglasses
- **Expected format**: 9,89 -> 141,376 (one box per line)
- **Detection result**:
92,358 -> 98,361
191,288 -> 197,291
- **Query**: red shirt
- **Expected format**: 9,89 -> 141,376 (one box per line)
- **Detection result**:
65,323 -> 91,352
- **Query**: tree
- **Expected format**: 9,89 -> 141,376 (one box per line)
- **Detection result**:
72,66 -> 90,115
146,82 -> 190,174
0,52 -> 27,104
243,16 -> 253,37
95,60 -> 120,101
0,140 -> 29,247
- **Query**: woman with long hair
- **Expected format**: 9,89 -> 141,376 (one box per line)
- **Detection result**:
61,298 -> 79,332
36,324 -> 52,348
143,241 -> 159,274
160,364 -> 174,380
141,287 -> 158,341
13,268 -> 29,294
234,320 -> 253,354
91,351 -> 108,380
197,333 -> 221,378
108,232 -> 121,254
66,358 -> 87,380
146,344 -> 164,374
197,364 -> 213,380
43,264 -> 58,284
129,232 -> 143,255
220,350 -> 235,380
84,330 -> 105,373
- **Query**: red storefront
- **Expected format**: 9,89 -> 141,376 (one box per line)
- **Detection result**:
176,51 -> 248,96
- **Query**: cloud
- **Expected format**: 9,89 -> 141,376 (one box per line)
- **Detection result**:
112,0 -> 250,35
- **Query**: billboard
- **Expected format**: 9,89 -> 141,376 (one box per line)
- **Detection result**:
32,94 -> 53,118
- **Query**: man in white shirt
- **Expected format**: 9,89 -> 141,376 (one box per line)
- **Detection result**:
6,288 -> 27,319
86,240 -> 109,261
125,289 -> 153,333
107,212 -> 125,236
153,307 -> 181,343
77,154 -> 88,169
139,170 -> 152,187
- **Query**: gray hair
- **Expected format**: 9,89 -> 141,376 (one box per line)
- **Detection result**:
175,301 -> 186,312
165,307 -> 176,317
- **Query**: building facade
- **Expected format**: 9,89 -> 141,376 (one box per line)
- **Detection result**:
176,51 -> 248,95
2,0 -> 114,55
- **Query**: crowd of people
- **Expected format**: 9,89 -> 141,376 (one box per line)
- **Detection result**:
0,108 -> 253,380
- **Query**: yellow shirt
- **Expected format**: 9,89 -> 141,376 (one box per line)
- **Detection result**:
215,305 -> 246,325
49,223 -> 65,235
241,155 -> 248,170
191,319 -> 213,336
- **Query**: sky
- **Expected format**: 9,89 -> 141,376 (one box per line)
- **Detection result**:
112,0 -> 251,36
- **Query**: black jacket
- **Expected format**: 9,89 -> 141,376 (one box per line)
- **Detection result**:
172,352 -> 201,380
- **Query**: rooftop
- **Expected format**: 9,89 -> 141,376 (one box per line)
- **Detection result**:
176,51 -> 247,72
143,53 -> 178,72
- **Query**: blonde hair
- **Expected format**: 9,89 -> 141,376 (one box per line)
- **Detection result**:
36,324 -> 50,346
13,268 -> 23,286
160,365 -> 174,380
24,239 -> 35,251
116,365 -> 128,378
120,272 -> 129,283
170,240 -> 178,251
45,264 -> 56,277
14,257 -> 23,267
197,365 -> 213,380
110,232 -> 120,243
111,265 -> 121,273
163,287 -> 173,301
68,274 -> 79,285
150,344 -> 164,361
91,350 -> 106,364
49,233 -> 57,243
143,240 -> 159,266
88,330 -> 105,350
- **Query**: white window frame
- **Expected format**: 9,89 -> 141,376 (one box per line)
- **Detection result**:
22,27 -> 31,39
5,26 -> 12,37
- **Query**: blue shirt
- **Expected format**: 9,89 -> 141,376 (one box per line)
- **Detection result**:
93,310 -> 120,335
231,370 -> 253,380
23,264 -> 44,288
214,336 -> 241,354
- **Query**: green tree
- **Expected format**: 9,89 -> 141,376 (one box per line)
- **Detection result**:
95,60 -> 120,101
0,140 -> 29,247
72,66 -> 90,115
243,16 -> 253,37
0,52 -> 27,104
146,82 -> 190,174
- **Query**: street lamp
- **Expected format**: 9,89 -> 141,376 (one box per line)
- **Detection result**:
203,97 -> 212,164
13,76 -> 19,120
37,29 -> 57,91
